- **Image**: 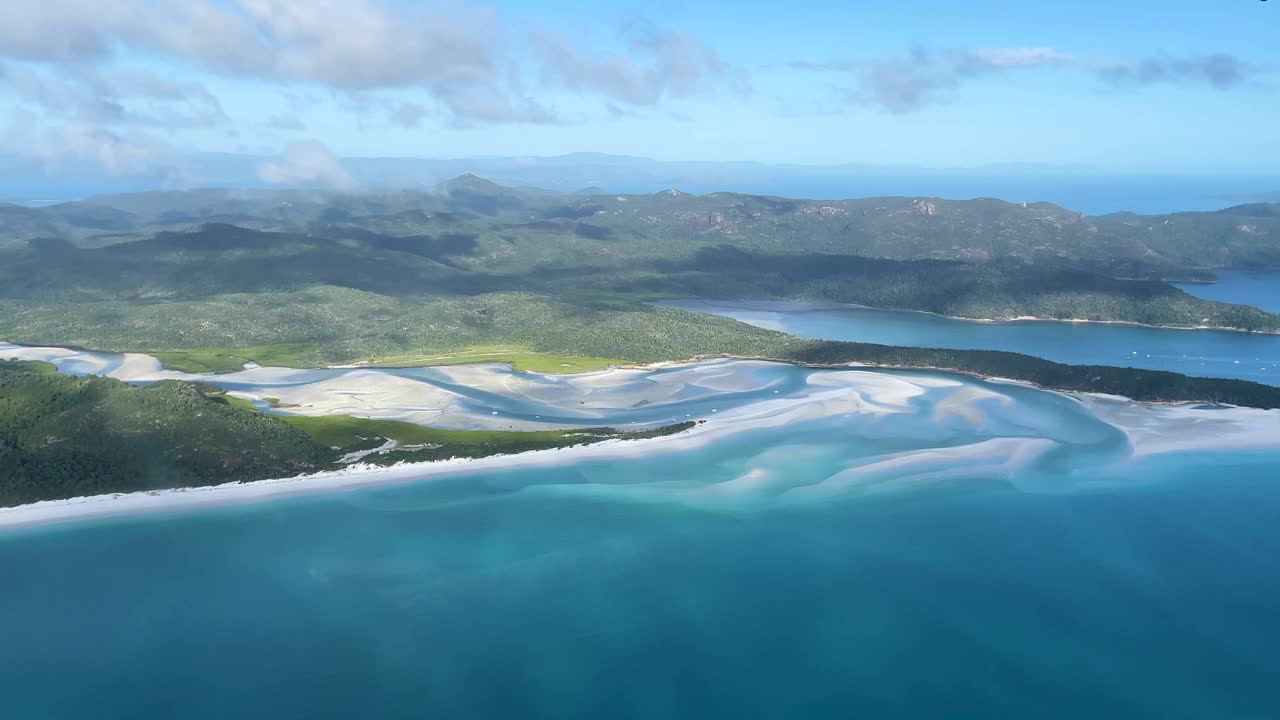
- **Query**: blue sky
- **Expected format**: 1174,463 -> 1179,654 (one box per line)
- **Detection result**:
0,0 -> 1275,187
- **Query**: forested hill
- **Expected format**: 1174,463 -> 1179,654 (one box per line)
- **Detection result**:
1,176 -> 1279,377
4,178 -> 1278,277
0,359 -> 697,505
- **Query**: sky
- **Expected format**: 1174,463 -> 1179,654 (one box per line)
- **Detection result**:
0,0 -> 1275,190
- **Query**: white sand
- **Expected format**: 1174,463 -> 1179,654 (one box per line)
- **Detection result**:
0,396 -> 791,530
0,343 -> 115,375
0,374 -> 982,528
4,344 -> 1280,530
246,372 -> 464,426
1079,395 -> 1280,457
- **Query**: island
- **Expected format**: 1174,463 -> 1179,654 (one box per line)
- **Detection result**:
3,177 -> 1280,504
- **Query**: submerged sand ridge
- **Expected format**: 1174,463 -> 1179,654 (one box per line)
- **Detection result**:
2,343 -> 1280,528
1,344 -> 810,430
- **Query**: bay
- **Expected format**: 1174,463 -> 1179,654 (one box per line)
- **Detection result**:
660,299 -> 1280,386
1174,270 -> 1280,314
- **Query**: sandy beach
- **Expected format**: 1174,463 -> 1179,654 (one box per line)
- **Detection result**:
658,299 -> 1280,336
0,382 -> 868,530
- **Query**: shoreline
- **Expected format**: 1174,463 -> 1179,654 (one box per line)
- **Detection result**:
958,313 -> 1278,336
3,291 -> 1278,377
8,324 -> 1280,412
0,382 -> 858,530
670,298 -> 1280,336
3,358 -> 1279,531
0,434 -> 718,532
4,340 -> 1276,418
627,353 -> 1272,410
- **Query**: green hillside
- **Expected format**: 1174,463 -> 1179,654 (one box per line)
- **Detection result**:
0,359 -> 697,505
2,178 -> 1279,362
10,180 -> 1280,276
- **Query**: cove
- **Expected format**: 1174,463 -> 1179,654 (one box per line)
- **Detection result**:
1174,270 -> 1280,314
659,299 -> 1280,386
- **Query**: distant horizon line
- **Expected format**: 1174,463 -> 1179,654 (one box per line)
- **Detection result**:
4,173 -> 1277,218
2,152 -> 1278,216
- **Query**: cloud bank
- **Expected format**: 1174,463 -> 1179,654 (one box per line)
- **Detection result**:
532,21 -> 744,107
0,0 -> 751,176
791,47 -> 1261,114
0,0 -> 741,127
256,140 -> 357,190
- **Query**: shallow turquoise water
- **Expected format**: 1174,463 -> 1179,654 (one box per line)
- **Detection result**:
1175,270 -> 1280,314
662,299 -> 1280,386
2,363 -> 1279,718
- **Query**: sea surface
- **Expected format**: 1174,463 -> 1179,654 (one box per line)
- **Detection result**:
660,298 -> 1280,386
3,349 -> 1280,717
1174,270 -> 1280,314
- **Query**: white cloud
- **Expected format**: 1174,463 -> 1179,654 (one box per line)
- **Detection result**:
969,48 -> 1075,68
1,62 -> 227,129
3,110 -> 180,179
858,47 -> 1073,113
790,47 -> 1259,114
531,22 -> 743,106
0,0 -> 741,176
0,0 -> 540,124
1096,54 -> 1254,90
256,140 -> 358,190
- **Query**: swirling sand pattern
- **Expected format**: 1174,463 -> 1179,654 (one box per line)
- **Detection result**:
3,343 -> 1278,528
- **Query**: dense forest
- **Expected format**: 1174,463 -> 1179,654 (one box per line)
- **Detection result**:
0,360 -> 327,505
784,342 -> 1280,408
2,178 -> 1279,369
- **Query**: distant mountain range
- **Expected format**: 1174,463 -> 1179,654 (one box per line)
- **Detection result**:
3,152 -> 1277,215
3,175 -> 1278,278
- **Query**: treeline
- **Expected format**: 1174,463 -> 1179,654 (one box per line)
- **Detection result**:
0,360 -> 702,505
0,360 -> 329,506
783,341 -> 1280,408
354,422 -> 700,467
636,247 -> 1280,332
